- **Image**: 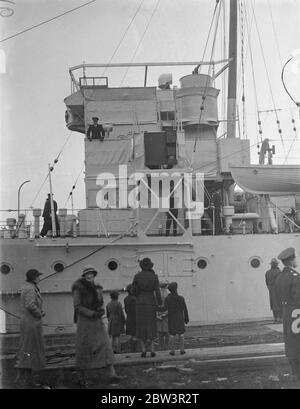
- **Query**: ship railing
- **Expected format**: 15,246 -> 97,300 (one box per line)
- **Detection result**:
0,206 -> 299,238
68,60 -> 231,92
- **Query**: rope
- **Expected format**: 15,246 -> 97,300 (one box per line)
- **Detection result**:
64,163 -> 85,207
0,0 -> 98,43
244,2 -> 261,146
101,0 -> 146,76
250,0 -> 286,157
119,0 -> 161,86
220,0 -> 227,137
194,0 -> 220,75
30,132 -> 72,209
190,1 -> 221,166
239,0 -> 246,139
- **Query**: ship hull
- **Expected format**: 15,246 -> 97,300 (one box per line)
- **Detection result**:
1,233 -> 299,334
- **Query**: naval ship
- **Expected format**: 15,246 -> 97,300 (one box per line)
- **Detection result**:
1,0 -> 299,334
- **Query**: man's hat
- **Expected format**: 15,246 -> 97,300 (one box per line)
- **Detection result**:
92,117 -> 99,121
270,258 -> 278,265
26,269 -> 42,281
82,265 -> 98,277
277,247 -> 295,261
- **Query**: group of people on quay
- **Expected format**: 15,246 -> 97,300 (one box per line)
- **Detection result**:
14,257 -> 189,388
13,247 -> 300,388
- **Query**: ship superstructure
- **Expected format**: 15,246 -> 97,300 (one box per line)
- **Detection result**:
1,0 -> 299,335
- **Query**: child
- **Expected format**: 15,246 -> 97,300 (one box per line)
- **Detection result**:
164,282 -> 189,355
124,284 -> 137,352
156,281 -> 169,349
106,291 -> 126,354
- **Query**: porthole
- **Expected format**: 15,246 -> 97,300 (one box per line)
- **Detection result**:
0,263 -> 12,275
52,261 -> 65,273
107,260 -> 119,271
249,257 -> 261,268
197,258 -> 208,269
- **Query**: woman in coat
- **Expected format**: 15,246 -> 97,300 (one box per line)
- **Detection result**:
72,265 -> 125,387
132,258 -> 162,357
15,269 -> 46,387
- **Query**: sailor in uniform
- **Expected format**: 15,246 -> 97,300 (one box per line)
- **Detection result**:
275,247 -> 300,380
86,117 -> 105,141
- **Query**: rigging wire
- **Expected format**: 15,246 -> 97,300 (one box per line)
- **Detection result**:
190,0 -> 222,166
119,0 -> 161,86
194,0 -> 220,75
244,2 -> 261,147
239,0 -> 246,139
101,0 -> 146,76
267,0 -> 299,163
30,131 -> 73,209
249,0 -> 286,157
0,0 -> 98,43
64,163 -> 85,207
220,0 -> 227,138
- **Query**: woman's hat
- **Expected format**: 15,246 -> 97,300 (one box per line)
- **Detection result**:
82,265 -> 98,277
26,269 -> 42,281
139,257 -> 154,270
270,258 -> 278,265
92,117 -> 99,121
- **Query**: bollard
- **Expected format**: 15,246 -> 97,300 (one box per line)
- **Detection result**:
17,213 -> 27,238
6,218 -> 16,238
33,208 -> 42,238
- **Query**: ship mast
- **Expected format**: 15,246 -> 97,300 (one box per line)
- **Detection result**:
226,0 -> 237,138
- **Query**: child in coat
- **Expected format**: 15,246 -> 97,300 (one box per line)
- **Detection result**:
106,291 -> 126,354
124,284 -> 137,352
156,281 -> 169,349
164,282 -> 189,355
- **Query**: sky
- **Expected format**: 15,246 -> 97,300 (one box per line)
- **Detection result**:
0,0 -> 299,220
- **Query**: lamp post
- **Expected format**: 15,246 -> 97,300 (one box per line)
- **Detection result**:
17,180 -> 30,218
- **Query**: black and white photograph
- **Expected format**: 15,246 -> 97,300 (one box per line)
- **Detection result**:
0,0 -> 300,393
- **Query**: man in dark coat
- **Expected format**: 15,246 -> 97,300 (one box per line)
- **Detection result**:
86,117 -> 105,142
40,194 -> 60,237
71,265 -> 125,387
132,258 -> 162,357
164,282 -> 189,356
275,247 -> 300,380
265,258 -> 282,322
